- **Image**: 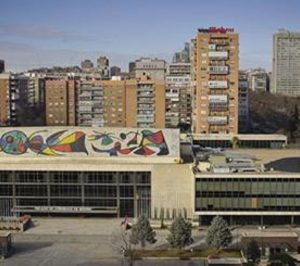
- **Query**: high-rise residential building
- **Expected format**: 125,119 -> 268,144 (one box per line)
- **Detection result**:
110,66 -> 121,76
135,58 -> 166,81
272,30 -> 300,96
192,27 -> 239,134
100,78 -> 165,128
172,42 -> 191,63
9,74 -> 30,126
24,73 -> 45,108
0,74 -> 10,126
100,80 -> 126,127
97,56 -> 110,79
0,73 -> 46,126
165,75 -> 192,128
166,63 -> 192,128
45,79 -> 79,126
0,60 -> 5,73
238,70 -> 249,133
248,68 -> 269,92
127,77 -> 165,128
77,82 -> 104,127
81,59 -> 94,73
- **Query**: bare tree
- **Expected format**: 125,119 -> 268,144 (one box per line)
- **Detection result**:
110,226 -> 134,266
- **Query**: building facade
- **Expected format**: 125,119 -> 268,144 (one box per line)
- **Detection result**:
125,78 -> 165,128
195,173 -> 300,225
172,42 -> 191,63
192,27 -> 239,134
165,75 -> 192,128
248,68 -> 269,92
0,127 -> 184,218
81,59 -> 94,73
97,56 -> 110,79
238,70 -> 249,133
77,82 -> 104,127
135,58 -> 166,81
272,30 -> 300,96
45,79 -> 78,126
0,60 -> 4,74
0,74 -> 10,126
110,66 -> 121,77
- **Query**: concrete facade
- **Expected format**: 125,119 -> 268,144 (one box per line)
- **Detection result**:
0,127 -> 180,160
45,79 -> 78,126
135,58 -> 166,81
192,27 -> 239,134
0,74 -> 10,126
272,30 -> 300,96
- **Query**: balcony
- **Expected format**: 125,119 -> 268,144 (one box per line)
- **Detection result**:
207,116 -> 228,125
208,95 -> 228,104
208,51 -> 228,60
209,65 -> 229,74
137,98 -> 154,103
208,80 -> 228,89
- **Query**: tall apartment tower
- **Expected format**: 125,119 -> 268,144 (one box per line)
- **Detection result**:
126,77 -> 165,128
272,30 -> 300,96
77,82 -> 104,127
45,79 -> 78,126
0,74 -> 10,126
192,27 -> 239,134
238,70 -> 249,133
165,63 -> 192,128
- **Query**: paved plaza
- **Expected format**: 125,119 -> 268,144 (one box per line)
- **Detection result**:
2,217 -> 300,266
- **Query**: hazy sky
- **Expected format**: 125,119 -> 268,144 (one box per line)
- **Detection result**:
1,0 -> 300,72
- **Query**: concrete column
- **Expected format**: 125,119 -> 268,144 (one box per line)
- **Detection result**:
116,172 -> 120,218
80,172 -> 84,206
11,171 -> 16,209
260,215 -> 264,226
133,172 -> 138,218
46,172 -> 51,208
291,215 -> 294,225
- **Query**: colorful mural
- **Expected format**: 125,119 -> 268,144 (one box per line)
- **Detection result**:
0,130 -> 87,156
0,128 -> 175,157
89,129 -> 169,156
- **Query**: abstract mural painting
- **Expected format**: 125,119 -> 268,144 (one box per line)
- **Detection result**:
0,130 -> 88,156
89,129 -> 169,156
0,128 -> 171,157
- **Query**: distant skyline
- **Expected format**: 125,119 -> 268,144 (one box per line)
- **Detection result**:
1,0 -> 300,72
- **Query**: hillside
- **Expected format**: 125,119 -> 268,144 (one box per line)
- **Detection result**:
248,91 -> 300,143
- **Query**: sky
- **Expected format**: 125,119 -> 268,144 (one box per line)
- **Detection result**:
0,0 -> 300,72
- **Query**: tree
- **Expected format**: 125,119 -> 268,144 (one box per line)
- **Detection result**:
110,226 -> 133,266
167,217 -> 193,249
130,215 -> 156,248
206,216 -> 232,250
245,240 -> 260,265
231,136 -> 240,149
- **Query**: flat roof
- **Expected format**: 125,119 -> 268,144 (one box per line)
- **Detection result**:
242,231 -> 298,238
191,134 -> 287,141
